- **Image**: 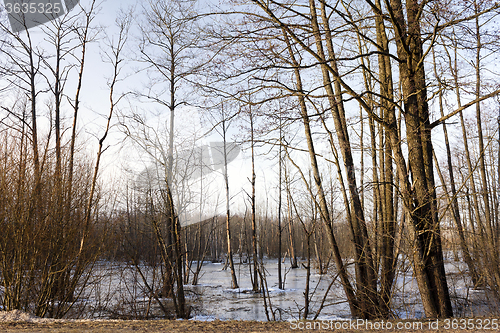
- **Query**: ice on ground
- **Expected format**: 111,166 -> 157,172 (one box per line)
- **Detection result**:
267,288 -> 296,293
312,315 -> 350,321
189,314 -> 218,321
223,287 -> 256,293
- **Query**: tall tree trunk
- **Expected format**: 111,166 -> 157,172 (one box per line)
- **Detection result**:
285,165 -> 298,269
26,32 -> 41,222
304,231 -> 311,319
250,111 -> 259,292
313,0 -> 379,317
373,0 -> 396,315
277,127 -> 283,290
497,107 -> 500,237
433,151 -> 479,286
447,32 -> 500,290
432,48 -> 480,287
281,27 -> 359,317
388,0 -> 452,317
473,6 -> 495,252
472,7 -> 500,292
222,113 -> 238,289
67,2 -> 95,227
169,187 -> 187,318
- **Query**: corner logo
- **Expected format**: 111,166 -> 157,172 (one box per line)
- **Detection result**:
3,0 -> 79,33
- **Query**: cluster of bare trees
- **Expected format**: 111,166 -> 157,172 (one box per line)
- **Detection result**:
190,0 -> 500,320
1,0 -> 500,321
0,1 -> 130,318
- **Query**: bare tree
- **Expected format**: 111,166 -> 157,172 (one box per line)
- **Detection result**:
0,1 -> 117,319
130,0 -> 205,303
212,103 -> 239,289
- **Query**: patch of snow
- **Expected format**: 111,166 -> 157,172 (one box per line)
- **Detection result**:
267,288 -> 295,293
184,283 -> 222,288
468,288 -> 486,293
223,287 -> 255,293
314,315 -> 350,321
134,297 -> 151,302
0,310 -> 53,323
189,314 -> 218,321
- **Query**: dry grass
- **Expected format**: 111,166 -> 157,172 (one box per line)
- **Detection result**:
0,318 -> 499,332
0,320 -> 289,332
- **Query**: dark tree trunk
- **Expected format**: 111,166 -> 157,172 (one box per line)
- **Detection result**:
389,0 -> 452,317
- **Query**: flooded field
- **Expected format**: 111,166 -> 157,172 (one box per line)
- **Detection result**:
187,261 -> 350,321
77,256 -> 497,321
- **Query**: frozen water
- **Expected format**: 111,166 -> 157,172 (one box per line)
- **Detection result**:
71,258 -> 500,320
1,256 -> 496,320
186,260 -> 351,321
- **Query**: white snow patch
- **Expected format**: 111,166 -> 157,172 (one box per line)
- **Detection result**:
223,287 -> 255,293
189,314 -> 218,321
312,315 -> 350,321
222,287 -> 295,294
0,310 -> 53,323
267,288 -> 295,293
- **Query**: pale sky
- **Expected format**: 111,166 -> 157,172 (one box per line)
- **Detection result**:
65,0 -> 281,220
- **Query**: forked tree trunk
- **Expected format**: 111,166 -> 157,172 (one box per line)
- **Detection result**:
313,0 -> 379,317
388,0 -> 452,317
373,1 -> 396,315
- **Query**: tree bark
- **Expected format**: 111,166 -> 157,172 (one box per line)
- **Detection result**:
387,0 -> 453,317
